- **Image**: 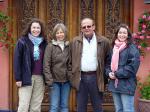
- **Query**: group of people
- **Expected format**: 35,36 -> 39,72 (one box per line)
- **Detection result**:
14,17 -> 140,112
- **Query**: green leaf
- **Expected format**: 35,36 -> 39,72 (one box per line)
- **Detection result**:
141,43 -> 147,47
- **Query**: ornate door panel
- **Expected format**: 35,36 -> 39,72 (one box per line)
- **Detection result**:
11,0 -> 133,112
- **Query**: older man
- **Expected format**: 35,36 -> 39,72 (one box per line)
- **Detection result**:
68,18 -> 110,112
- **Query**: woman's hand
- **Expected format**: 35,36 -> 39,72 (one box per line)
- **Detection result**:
109,72 -> 116,79
16,81 -> 22,87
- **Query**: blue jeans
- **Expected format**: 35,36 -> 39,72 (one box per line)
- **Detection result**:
77,74 -> 103,112
49,82 -> 71,112
112,92 -> 135,112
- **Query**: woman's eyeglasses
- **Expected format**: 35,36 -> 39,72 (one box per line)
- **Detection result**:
81,25 -> 93,29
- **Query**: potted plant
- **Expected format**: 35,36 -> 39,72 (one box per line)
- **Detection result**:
0,10 -> 15,49
137,73 -> 150,112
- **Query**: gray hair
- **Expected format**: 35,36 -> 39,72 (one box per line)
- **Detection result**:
52,23 -> 67,40
81,18 -> 95,26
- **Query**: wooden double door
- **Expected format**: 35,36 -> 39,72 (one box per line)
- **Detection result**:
10,0 -> 133,111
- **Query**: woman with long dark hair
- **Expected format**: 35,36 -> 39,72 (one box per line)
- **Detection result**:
14,18 -> 47,112
105,24 -> 140,112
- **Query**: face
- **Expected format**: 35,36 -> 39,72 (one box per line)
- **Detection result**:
81,19 -> 95,38
117,27 -> 128,42
56,28 -> 65,41
30,22 -> 41,37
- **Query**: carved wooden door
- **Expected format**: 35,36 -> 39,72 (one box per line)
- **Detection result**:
11,0 -> 133,112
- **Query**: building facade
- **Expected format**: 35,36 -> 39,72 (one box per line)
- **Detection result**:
0,0 -> 150,112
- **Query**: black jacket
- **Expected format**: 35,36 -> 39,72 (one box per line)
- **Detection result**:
105,43 -> 140,95
14,36 -> 47,86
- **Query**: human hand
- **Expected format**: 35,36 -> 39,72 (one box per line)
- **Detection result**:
109,72 -> 116,79
16,81 -> 22,87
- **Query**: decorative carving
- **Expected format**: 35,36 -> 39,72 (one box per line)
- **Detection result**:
13,0 -> 132,110
43,86 -> 49,103
21,0 -> 36,30
42,0 -> 66,105
103,85 -> 113,103
104,0 -> 121,39
47,18 -> 64,40
80,0 -> 95,20
80,0 -> 113,104
103,0 -> 122,103
47,0 -> 65,39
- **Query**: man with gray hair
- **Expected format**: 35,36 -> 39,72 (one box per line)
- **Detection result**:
68,18 -> 110,112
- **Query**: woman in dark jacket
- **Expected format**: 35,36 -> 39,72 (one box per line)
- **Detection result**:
14,18 -> 47,112
43,23 -> 70,112
105,24 -> 140,112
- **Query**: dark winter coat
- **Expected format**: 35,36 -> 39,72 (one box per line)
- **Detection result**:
105,43 -> 140,95
14,36 -> 47,86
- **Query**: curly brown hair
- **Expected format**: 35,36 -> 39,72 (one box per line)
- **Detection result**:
21,18 -> 46,39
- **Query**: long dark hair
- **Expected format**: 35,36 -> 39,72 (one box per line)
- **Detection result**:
21,18 -> 46,39
112,23 -> 133,47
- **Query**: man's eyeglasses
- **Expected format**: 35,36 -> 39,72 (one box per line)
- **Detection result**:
81,25 -> 93,29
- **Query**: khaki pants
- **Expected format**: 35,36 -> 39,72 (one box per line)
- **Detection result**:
17,75 -> 45,112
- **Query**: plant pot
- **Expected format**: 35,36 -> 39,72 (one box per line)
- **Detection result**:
138,98 -> 150,112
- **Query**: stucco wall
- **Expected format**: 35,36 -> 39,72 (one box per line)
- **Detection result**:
133,0 -> 150,79
0,0 -> 9,110
133,0 -> 150,111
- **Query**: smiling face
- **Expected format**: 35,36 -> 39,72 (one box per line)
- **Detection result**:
30,22 -> 41,37
81,18 -> 95,38
56,28 -> 65,41
117,27 -> 128,42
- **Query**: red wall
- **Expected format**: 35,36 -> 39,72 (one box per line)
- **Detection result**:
133,0 -> 150,89
0,0 -> 9,110
133,0 -> 150,111
133,0 -> 150,33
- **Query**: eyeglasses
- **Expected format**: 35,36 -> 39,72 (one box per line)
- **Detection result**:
81,25 -> 93,29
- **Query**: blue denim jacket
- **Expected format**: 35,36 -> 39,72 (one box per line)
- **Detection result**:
14,36 -> 47,86
105,43 -> 140,95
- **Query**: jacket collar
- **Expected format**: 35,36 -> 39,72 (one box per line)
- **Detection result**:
51,39 -> 69,46
76,32 -> 105,43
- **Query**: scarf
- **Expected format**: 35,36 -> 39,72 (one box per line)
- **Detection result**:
28,33 -> 43,61
57,40 -> 65,51
111,39 -> 126,88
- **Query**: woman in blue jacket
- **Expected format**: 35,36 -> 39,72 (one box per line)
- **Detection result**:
105,24 -> 140,112
14,18 -> 47,112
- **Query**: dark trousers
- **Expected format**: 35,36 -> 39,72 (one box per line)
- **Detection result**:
77,73 -> 103,112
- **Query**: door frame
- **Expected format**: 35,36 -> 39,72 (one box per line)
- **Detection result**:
8,0 -> 133,111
